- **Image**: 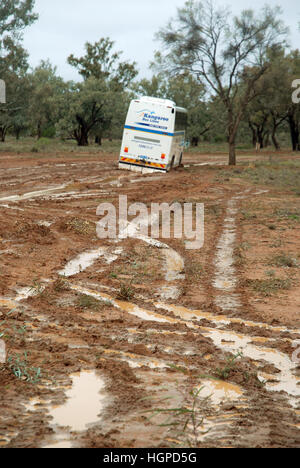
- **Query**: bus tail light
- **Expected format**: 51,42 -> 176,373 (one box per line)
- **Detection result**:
161,154 -> 166,159
124,147 -> 128,153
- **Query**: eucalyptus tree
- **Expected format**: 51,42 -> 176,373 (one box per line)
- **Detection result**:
0,40 -> 30,141
0,0 -> 38,141
29,60 -> 68,139
64,38 -> 138,145
156,0 -> 288,164
57,77 -> 120,146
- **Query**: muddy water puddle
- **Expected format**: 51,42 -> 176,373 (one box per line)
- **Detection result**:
202,327 -> 300,406
26,371 -> 107,448
154,301 -> 296,334
48,371 -> 106,431
102,349 -> 167,370
159,248 -> 185,300
59,247 -> 122,277
0,185 -> 67,203
68,283 -> 300,411
198,379 -> 244,406
213,197 -> 240,313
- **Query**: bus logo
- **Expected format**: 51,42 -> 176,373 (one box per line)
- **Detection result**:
137,109 -> 155,119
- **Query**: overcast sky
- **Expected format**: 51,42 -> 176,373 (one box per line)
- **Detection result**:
22,0 -> 300,82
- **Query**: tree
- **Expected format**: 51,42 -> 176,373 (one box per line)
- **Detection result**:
0,0 -> 38,141
66,38 -> 138,145
29,60 -> 68,139
244,48 -> 291,150
156,0 -> 287,164
67,38 -> 138,90
0,40 -> 30,141
0,0 -> 37,38
286,50 -> 300,151
56,77 -> 121,146
134,70 -> 211,146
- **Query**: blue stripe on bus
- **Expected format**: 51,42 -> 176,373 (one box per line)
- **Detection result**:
124,125 -> 185,137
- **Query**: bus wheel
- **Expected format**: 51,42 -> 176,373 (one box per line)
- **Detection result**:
168,156 -> 175,172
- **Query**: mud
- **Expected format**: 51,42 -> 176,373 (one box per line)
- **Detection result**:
0,150 -> 299,448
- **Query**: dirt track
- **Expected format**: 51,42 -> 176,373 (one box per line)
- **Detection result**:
0,150 -> 299,448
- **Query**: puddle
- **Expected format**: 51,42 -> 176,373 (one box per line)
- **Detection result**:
212,192 -> 251,312
48,371 -> 106,432
103,349 -> 167,370
162,248 -> 185,282
58,247 -> 121,277
15,286 -> 44,301
45,191 -> 106,200
215,294 -> 241,311
69,284 -> 177,324
158,249 -> 185,300
70,284 -> 300,407
37,221 -> 53,227
155,302 -> 231,327
213,198 -> 238,293
0,204 -> 24,211
118,213 -> 169,248
202,327 -> 300,406
0,185 -> 67,203
130,176 -> 163,184
159,286 -> 181,300
199,379 -> 244,406
22,371 -> 107,448
155,301 -> 296,334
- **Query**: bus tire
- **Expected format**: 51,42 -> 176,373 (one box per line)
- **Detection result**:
168,156 -> 175,172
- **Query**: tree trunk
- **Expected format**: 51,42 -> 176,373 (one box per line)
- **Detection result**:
264,131 -> 270,148
78,131 -> 89,146
288,114 -> 300,151
37,122 -> 42,140
0,127 -> 6,142
191,136 -> 199,147
228,110 -> 237,165
249,121 -> 257,147
228,140 -> 236,165
75,126 -> 89,146
95,135 -> 102,146
257,128 -> 264,149
271,127 -> 280,150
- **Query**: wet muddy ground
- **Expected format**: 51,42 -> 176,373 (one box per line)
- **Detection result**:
0,149 -> 299,448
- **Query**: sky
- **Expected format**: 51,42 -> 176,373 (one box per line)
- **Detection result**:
22,0 -> 300,82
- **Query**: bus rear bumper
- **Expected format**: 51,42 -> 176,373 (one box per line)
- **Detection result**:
118,162 -> 167,174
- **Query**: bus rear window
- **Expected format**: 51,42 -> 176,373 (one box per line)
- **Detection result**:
175,111 -> 187,131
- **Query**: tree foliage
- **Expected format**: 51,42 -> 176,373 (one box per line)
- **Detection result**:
156,0 -> 288,164
67,37 -> 138,90
56,77 -> 123,146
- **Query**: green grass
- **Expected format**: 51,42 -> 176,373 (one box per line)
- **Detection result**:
0,136 -> 121,155
7,352 -> 41,384
215,351 -> 243,380
116,282 -> 135,301
245,277 -> 293,296
217,159 -> 300,194
144,385 -> 211,448
274,208 -> 300,222
267,253 -> 299,268
185,260 -> 204,280
76,293 -> 109,310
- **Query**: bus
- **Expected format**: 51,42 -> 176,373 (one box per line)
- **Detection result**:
119,96 -> 187,173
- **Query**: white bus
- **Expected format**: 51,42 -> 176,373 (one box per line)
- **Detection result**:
119,96 -> 187,173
